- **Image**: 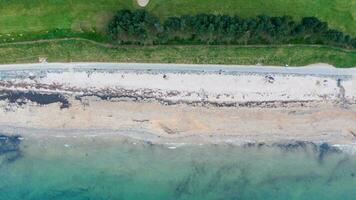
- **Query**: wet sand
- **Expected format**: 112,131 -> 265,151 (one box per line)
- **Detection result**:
1,95 -> 355,147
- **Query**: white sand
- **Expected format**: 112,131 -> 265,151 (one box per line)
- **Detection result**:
344,76 -> 356,101
5,70 -> 355,104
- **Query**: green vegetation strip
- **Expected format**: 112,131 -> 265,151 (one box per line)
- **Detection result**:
107,10 -> 355,49
0,0 -> 355,37
0,39 -> 355,67
1,1 -> 354,67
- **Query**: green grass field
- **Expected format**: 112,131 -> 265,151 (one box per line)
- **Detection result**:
0,0 -> 355,66
0,0 -> 355,36
1,40 -> 355,67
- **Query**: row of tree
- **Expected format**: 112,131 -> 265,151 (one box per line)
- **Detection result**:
107,9 -> 356,48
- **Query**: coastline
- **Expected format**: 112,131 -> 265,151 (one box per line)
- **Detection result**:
0,62 -> 355,150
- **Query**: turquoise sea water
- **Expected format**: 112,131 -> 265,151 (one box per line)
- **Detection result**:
1,135 -> 356,200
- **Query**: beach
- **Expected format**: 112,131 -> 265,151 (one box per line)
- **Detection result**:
0,62 -> 355,147
1,62 -> 356,200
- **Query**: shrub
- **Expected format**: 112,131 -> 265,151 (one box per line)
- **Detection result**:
107,10 -> 356,49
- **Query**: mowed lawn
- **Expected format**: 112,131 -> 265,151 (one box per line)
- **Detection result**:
0,0 -> 133,33
0,40 -> 355,67
0,0 -> 355,36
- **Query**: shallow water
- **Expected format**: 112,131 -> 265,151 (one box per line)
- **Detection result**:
1,135 -> 356,200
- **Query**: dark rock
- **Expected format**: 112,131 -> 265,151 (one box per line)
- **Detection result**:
243,142 -> 266,148
273,141 -> 340,162
0,134 -> 21,154
0,134 -> 22,163
265,75 -> 275,83
274,141 -> 309,151
317,143 -> 340,162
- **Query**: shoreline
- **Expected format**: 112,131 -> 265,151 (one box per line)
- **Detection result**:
0,62 -> 355,149
2,123 -> 356,155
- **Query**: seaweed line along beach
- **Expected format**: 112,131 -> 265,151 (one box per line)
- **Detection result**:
0,62 -> 355,149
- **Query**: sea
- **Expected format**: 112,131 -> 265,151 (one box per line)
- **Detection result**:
1,134 -> 356,200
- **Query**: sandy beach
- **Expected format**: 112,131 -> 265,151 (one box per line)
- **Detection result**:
0,63 -> 355,147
